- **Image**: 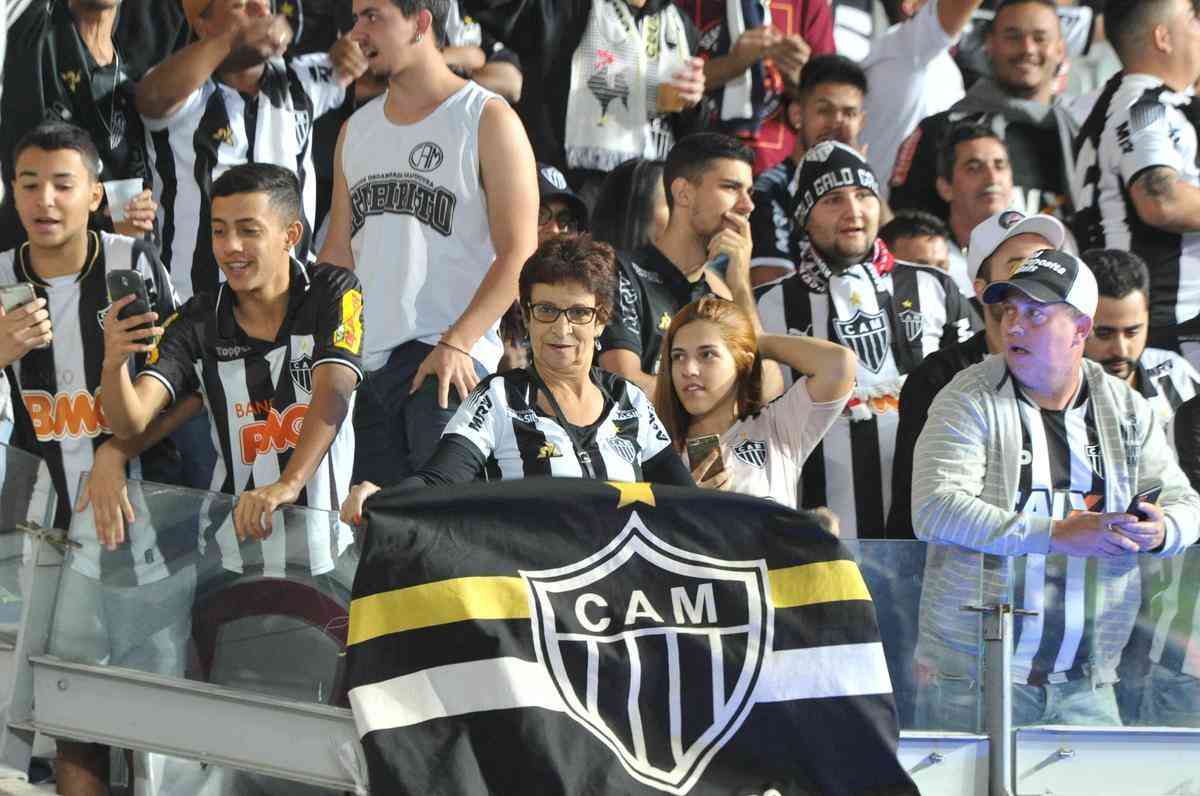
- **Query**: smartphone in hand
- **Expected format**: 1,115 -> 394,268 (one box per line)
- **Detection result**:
105,270 -> 157,345
686,434 -> 725,481
1125,486 -> 1163,521
0,282 -> 36,313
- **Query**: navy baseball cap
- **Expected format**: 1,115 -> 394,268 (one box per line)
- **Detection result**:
982,249 -> 1099,317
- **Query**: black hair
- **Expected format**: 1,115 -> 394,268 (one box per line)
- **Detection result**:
795,54 -> 868,100
12,122 -> 102,181
388,0 -> 450,48
988,0 -> 1062,33
879,210 -> 951,249
1104,0 -> 1178,62
1082,248 -> 1151,302
662,133 -> 754,211
937,122 -> 1006,180
591,158 -> 665,252
211,163 -> 301,225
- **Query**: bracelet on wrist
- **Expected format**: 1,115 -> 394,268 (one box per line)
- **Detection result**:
438,339 -> 471,358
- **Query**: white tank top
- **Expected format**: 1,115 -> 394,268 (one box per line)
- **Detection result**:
342,81 -> 502,372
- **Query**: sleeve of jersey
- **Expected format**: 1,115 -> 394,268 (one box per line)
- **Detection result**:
440,379 -> 501,461
634,386 -> 673,462
879,0 -> 956,66
767,378 -> 848,465
141,85 -> 205,132
312,268 -> 365,384
1119,99 -> 1187,187
291,52 -> 348,117
141,300 -> 203,404
599,265 -> 643,356
749,185 -> 795,272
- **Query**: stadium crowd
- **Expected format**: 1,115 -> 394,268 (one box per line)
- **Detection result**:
4,0 -> 1200,792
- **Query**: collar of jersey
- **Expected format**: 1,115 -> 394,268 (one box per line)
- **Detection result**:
215,257 -> 312,342
16,231 -> 101,287
637,243 -> 705,294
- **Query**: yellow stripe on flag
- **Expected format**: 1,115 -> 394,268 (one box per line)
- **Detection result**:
349,560 -> 870,646
768,560 -> 871,608
348,575 -> 530,646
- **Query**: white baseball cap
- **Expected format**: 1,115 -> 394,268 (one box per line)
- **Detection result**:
982,249 -> 1100,318
967,210 -> 1066,284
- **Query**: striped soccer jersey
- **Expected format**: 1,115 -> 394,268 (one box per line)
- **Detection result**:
2,231 -> 181,584
1073,73 -> 1200,352
1135,347 -> 1200,448
142,260 -> 362,576
144,54 -> 345,302
757,251 -> 973,537
443,369 -> 672,482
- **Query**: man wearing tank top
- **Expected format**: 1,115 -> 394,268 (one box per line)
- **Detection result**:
320,0 -> 539,486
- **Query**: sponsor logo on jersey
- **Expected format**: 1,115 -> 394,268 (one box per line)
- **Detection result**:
23,390 -> 111,442
521,516 -> 770,793
733,439 -> 768,468
215,343 -> 253,359
333,289 -> 364,354
408,142 -> 445,172
239,404 -> 308,464
613,407 -> 640,421
537,441 -> 561,459
466,393 -> 494,432
834,309 -> 890,374
349,177 -> 456,237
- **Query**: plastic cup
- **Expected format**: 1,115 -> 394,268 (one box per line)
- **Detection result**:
104,179 -> 145,222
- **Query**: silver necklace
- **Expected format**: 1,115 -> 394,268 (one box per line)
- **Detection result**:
92,47 -> 123,151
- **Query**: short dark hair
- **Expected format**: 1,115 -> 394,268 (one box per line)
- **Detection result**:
13,122 -> 101,181
1082,248 -> 1151,303
389,0 -> 451,48
795,54 -> 868,101
879,210 -> 951,249
211,163 -> 301,225
1105,0 -> 1176,62
937,122 -> 1005,180
662,133 -> 754,211
987,0 -> 1062,34
518,234 -> 618,323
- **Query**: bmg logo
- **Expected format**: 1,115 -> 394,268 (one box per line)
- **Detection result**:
408,142 -> 444,172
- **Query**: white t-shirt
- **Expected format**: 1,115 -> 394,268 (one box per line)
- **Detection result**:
862,0 -> 964,193
686,379 -> 849,510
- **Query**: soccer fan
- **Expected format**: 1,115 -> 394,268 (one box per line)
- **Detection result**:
597,133 -> 751,398
590,158 -> 669,253
136,0 -> 368,301
889,209 -> 1067,540
889,0 -> 1073,224
1,0 -> 158,250
678,0 -> 835,173
912,249 -> 1200,729
0,122 -> 186,796
757,141 -> 973,538
100,163 -> 362,563
536,164 -> 588,243
747,54 -> 866,287
319,0 -> 539,488
340,235 -> 693,521
1072,0 -> 1200,367
1083,249 -> 1200,444
879,209 -> 953,272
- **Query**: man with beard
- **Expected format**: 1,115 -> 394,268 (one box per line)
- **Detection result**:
136,0 -> 368,302
757,141 -> 972,538
889,0 -> 1074,224
1083,249 -> 1200,445
598,133 -> 750,397
748,55 -> 866,287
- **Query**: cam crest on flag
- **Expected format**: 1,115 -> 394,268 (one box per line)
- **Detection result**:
834,309 -> 891,374
521,514 -> 773,795
733,439 -> 768,469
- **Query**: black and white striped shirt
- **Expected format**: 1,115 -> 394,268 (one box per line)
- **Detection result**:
1136,347 -> 1200,448
757,250 -> 973,537
1073,73 -> 1200,351
2,231 -> 180,584
442,369 -> 673,482
142,260 -> 362,576
144,54 -> 344,301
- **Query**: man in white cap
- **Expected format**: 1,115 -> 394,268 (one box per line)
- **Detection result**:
911,247 -> 1200,729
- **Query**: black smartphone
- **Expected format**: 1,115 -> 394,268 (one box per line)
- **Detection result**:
686,434 -> 725,481
1125,486 -> 1163,521
105,270 -> 156,345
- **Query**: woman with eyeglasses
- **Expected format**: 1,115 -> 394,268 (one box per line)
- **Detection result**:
340,234 -> 693,522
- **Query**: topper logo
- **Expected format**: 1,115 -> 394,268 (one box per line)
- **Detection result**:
23,390 -> 110,442
239,404 -> 308,464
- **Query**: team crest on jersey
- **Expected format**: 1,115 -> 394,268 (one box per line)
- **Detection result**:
1086,443 -> 1105,480
834,309 -> 891,374
522,515 -> 771,794
733,439 -> 768,468
408,142 -> 444,172
607,435 -> 638,464
897,308 -> 924,343
290,352 -> 313,394
537,441 -> 561,459
293,109 -> 312,149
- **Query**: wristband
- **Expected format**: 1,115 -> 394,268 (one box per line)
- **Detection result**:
438,339 -> 471,358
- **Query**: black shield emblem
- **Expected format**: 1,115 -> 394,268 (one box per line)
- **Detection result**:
608,436 -> 638,465
897,308 -> 924,343
293,109 -> 312,150
522,515 -> 772,793
289,353 -> 313,394
833,310 -> 891,374
733,439 -> 768,469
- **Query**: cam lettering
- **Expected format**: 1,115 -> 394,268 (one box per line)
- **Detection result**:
23,390 -> 110,442
349,178 -> 456,237
572,583 -> 718,634
239,404 -> 308,464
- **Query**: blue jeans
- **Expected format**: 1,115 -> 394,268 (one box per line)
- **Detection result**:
1139,663 -> 1200,727
352,341 -> 489,486
140,411 -> 218,492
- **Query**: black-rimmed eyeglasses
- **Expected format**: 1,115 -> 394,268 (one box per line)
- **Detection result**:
527,302 -> 598,325
538,207 -> 581,232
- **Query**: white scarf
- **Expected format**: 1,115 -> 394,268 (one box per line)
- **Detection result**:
720,0 -> 770,122
565,0 -> 691,172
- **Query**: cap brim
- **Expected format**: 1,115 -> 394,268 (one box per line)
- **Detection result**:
541,192 -> 589,230
981,280 -> 1064,306
969,215 -> 1067,283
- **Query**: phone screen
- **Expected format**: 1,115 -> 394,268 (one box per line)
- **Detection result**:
686,434 -> 724,481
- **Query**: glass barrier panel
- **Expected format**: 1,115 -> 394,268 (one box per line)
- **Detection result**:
848,539 -> 986,733
0,443 -> 57,639
45,476 -> 357,708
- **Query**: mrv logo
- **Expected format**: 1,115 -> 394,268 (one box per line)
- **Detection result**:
349,177 -> 456,237
522,515 -> 773,794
